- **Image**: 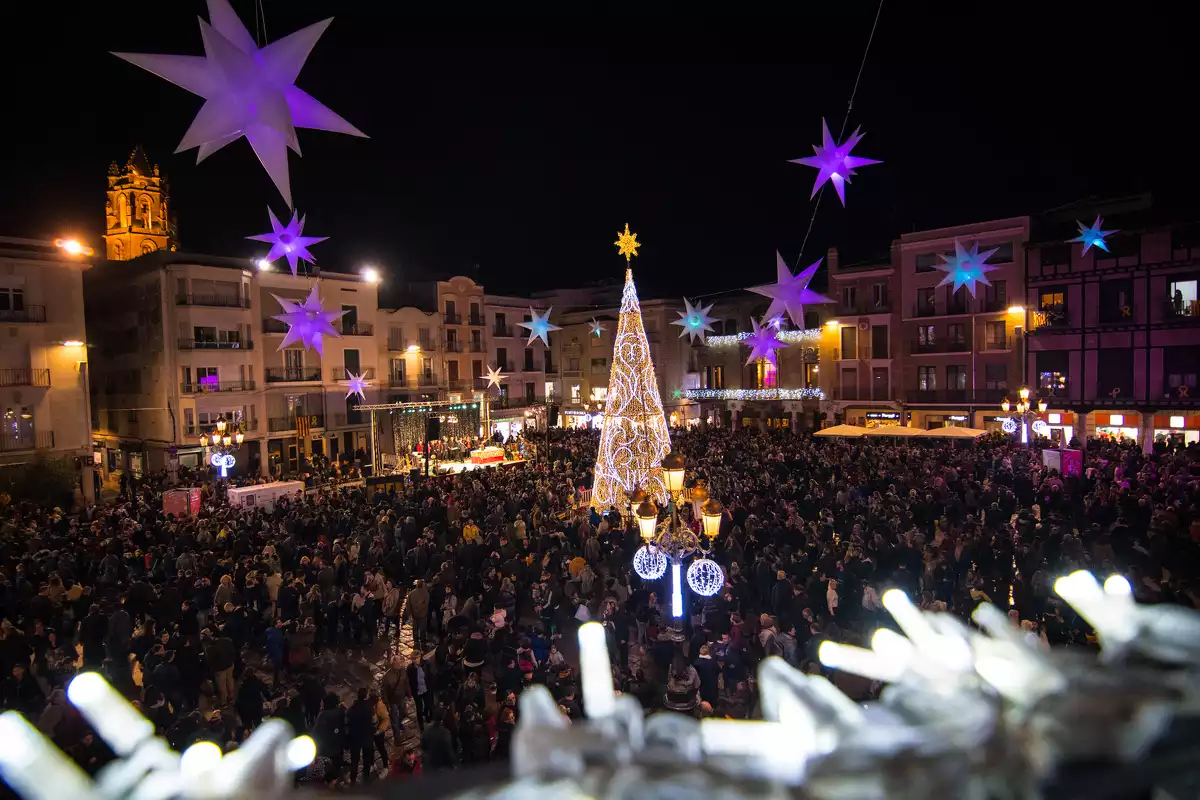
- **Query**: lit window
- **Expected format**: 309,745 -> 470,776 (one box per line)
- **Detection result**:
1048,413 -> 1061,424
1170,415 -> 1186,429
571,384 -> 581,400
1110,414 -> 1124,426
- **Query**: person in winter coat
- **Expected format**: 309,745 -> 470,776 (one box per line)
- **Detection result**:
380,655 -> 409,741
235,668 -> 269,734
265,620 -> 288,684
371,691 -> 390,770
693,645 -> 720,705
346,687 -> 377,785
381,581 -> 402,638
407,580 -> 430,645
312,693 -> 346,777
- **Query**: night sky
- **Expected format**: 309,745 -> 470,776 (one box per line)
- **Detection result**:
7,1 -> 1195,303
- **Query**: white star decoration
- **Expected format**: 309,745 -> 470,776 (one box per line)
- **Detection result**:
671,298 -> 716,344
517,307 -> 561,347
1069,216 -> 1117,255
485,364 -> 507,389
744,317 -> 789,365
590,318 -> 606,337
112,0 -> 367,207
342,370 -> 370,401
935,239 -> 1000,298
272,285 -> 345,355
747,251 -> 833,328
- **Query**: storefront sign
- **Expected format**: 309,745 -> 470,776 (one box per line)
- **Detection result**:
865,411 -> 900,420
948,414 -> 968,422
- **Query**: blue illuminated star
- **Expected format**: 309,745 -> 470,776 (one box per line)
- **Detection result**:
342,370 -> 370,401
589,318 -> 606,337
1069,216 -> 1117,255
935,239 -> 1000,298
517,307 -> 561,347
671,298 -> 716,344
789,118 -> 881,206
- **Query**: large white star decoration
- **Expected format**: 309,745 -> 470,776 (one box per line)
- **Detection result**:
517,307 -> 561,347
272,285 -> 345,355
342,370 -> 371,401
747,251 -> 833,328
789,118 -> 881,206
935,239 -> 1000,298
112,0 -> 367,208
744,317 -> 790,365
589,318 -> 606,337
671,298 -> 716,344
1069,216 -> 1117,255
485,364 -> 507,389
246,208 -> 327,276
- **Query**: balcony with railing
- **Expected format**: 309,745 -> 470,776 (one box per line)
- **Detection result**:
468,341 -> 485,353
831,386 -> 895,402
388,373 -> 410,387
179,339 -> 253,350
418,372 -> 440,387
913,303 -> 938,318
177,293 -> 248,308
524,360 -> 543,372
978,299 -> 1009,313
493,325 -> 515,338
909,340 -> 969,355
180,379 -> 255,394
340,323 -> 374,336
185,419 -> 259,437
263,318 -> 290,334
446,378 -> 470,392
0,306 -> 46,323
265,367 -> 322,383
1164,297 -> 1200,321
330,366 -> 376,381
0,430 -> 54,452
445,340 -> 464,353
444,312 -> 462,325
0,369 -> 50,387
331,412 -> 367,427
467,314 -> 486,326
1029,304 -> 1072,331
387,336 -> 408,351
268,414 -> 325,433
983,336 -> 1012,351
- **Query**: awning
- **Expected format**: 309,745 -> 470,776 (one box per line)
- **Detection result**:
862,426 -> 925,437
813,424 -> 868,437
919,426 -> 988,438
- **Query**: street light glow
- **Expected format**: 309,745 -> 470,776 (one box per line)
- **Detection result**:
53,238 -> 93,257
361,266 -> 381,284
61,340 -> 84,347
256,258 -> 272,271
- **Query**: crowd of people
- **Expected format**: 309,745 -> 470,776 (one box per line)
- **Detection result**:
0,424 -> 1198,789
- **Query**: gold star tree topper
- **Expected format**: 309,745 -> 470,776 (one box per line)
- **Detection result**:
614,222 -> 640,262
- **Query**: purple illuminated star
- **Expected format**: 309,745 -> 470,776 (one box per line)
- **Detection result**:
272,285 -> 345,356
342,369 -> 371,401
935,239 -> 1000,298
789,118 -> 881,206
671,298 -> 716,344
1069,216 -> 1117,255
112,0 -> 367,207
744,317 -> 790,366
517,307 -> 561,347
747,251 -> 833,328
247,208 -> 327,276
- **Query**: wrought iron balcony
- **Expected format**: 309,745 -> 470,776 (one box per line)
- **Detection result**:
0,431 -> 54,452
176,294 -> 249,308
0,368 -> 50,387
180,380 -> 255,394
178,339 -> 252,350
264,367 -> 322,383
0,306 -> 46,323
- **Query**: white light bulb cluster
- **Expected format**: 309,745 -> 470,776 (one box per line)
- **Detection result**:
681,388 -> 825,401
704,328 -> 822,348
633,544 -> 668,580
686,557 -> 724,596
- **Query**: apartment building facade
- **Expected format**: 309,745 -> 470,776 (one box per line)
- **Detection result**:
1025,196 -> 1200,447
437,277 -> 488,401
0,238 -> 94,486
898,216 -> 1030,430
378,306 -> 442,403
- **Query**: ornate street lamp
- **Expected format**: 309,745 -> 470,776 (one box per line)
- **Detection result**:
630,449 -> 725,643
999,386 -> 1050,445
199,415 -> 245,478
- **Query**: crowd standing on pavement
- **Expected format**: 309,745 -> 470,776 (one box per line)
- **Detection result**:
1,425 -> 1199,788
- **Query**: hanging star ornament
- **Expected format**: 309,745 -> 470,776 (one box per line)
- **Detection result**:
789,118 -> 881,205
935,238 -> 1000,298
744,317 -> 790,365
614,223 -> 641,262
1069,216 -> 1117,255
271,285 -> 345,356
485,364 -> 507,389
671,298 -> 716,344
112,0 -> 367,208
246,208 -> 327,276
517,307 -> 562,347
342,370 -> 371,401
589,318 -> 606,337
747,251 -> 833,328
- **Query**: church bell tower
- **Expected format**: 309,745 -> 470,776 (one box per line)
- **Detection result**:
103,146 -> 175,260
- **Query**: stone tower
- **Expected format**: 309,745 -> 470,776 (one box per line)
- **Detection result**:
103,146 -> 175,260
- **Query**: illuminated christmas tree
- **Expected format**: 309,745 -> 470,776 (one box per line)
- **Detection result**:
590,266 -> 672,510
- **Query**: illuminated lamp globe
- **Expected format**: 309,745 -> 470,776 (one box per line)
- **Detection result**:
1037,399 -> 1048,414
1019,386 -> 1030,402
627,485 -> 649,518
689,481 -> 709,519
1000,398 -> 1010,413
199,433 -> 209,447
222,435 -> 233,447
633,545 -> 668,581
687,557 -> 724,597
636,498 -> 659,541
700,497 -> 724,539
235,431 -> 245,445
216,417 -> 227,434
661,450 -> 686,495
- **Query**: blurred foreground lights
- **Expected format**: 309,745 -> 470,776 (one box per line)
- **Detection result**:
286,735 -> 316,770
361,266 -> 381,284
61,340 -> 84,347
180,740 -> 223,779
65,671 -> 107,707
54,238 -> 93,257
1104,574 -> 1132,596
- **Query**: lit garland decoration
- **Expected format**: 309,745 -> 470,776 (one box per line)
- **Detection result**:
935,238 -> 999,298
747,251 -> 834,328
681,388 -> 825,401
112,0 -> 367,208
590,269 -> 673,510
209,452 -> 236,478
671,298 -> 716,344
633,545 -> 668,581
517,307 -> 561,347
1001,417 -> 1018,434
342,370 -> 370,401
1031,420 -> 1051,438
705,328 -> 822,348
246,208 -> 327,276
788,118 -> 881,206
687,557 -> 724,597
272,285 -> 345,355
1069,216 -> 1117,255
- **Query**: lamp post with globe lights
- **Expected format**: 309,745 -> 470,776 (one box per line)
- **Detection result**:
198,415 -> 245,478
630,450 -> 724,643
999,386 -> 1048,445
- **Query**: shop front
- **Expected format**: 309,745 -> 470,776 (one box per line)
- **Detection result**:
1094,411 -> 1141,443
562,408 -> 607,430
978,414 -> 1010,434
862,410 -> 902,429
1153,413 -> 1200,445
916,411 -> 974,430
